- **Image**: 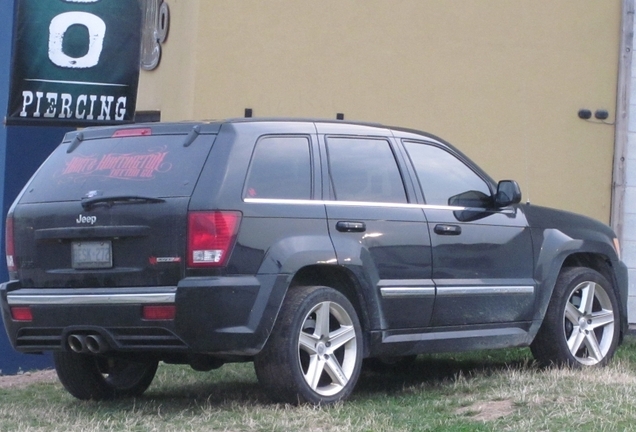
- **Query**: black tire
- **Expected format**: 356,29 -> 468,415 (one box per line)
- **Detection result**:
254,285 -> 363,404
53,351 -> 158,400
531,267 -> 620,367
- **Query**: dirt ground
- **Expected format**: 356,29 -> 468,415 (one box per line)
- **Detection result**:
0,369 -> 57,389
455,399 -> 515,421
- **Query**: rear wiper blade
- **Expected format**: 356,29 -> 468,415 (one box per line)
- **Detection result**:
81,195 -> 166,210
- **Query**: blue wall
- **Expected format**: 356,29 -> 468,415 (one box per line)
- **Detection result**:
0,0 -> 72,374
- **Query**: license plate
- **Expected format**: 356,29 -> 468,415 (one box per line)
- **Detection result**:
71,241 -> 112,269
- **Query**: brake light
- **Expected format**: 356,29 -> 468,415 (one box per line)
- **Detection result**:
5,216 -> 15,272
187,211 -> 241,267
112,128 -> 152,137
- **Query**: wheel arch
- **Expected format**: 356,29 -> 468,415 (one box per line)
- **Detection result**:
561,253 -> 616,290
532,242 -> 626,341
288,264 -> 378,357
529,229 -> 627,339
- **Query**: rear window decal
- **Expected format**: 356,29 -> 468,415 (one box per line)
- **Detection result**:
61,150 -> 170,180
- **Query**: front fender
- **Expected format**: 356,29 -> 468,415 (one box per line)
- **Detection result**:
530,227 -> 622,337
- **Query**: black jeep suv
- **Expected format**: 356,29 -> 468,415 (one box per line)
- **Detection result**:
0,119 -> 628,404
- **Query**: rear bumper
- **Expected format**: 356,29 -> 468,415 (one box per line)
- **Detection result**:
1,274 -> 287,357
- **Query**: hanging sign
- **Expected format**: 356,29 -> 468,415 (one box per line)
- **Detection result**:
6,0 -> 142,126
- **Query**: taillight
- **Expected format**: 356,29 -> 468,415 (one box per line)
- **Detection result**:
187,211 -> 241,267
5,216 -> 15,272
10,306 -> 32,322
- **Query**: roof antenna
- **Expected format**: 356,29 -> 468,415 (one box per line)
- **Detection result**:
245,108 -> 253,118
336,113 -> 344,120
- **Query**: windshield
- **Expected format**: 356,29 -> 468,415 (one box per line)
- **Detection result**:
19,134 -> 216,204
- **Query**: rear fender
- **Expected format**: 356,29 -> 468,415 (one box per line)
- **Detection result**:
257,235 -> 337,275
257,235 -> 383,350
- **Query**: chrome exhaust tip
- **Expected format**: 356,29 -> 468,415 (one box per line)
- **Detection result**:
68,334 -> 87,353
85,334 -> 108,354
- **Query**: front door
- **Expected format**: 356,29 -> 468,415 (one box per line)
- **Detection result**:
402,140 -> 535,327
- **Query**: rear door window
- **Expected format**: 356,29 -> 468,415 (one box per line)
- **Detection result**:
326,137 -> 407,203
20,134 -> 215,203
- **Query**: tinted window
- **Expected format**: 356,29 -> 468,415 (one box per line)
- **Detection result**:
20,134 -> 215,203
327,137 -> 407,203
244,136 -> 311,199
404,141 -> 492,207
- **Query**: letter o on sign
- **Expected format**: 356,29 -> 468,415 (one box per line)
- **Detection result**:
48,12 -> 106,69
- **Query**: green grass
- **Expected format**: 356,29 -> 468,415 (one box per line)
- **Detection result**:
4,339 -> 636,431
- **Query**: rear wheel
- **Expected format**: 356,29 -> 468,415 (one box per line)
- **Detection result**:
53,351 -> 158,400
254,285 -> 363,404
531,267 -> 620,367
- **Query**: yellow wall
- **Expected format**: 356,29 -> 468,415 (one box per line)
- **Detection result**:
137,0 -> 621,223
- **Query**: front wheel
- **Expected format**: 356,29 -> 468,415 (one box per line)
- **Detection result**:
54,351 -> 158,400
254,285 -> 363,404
531,267 -> 620,367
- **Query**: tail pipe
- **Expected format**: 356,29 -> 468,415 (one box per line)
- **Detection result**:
67,333 -> 110,354
67,334 -> 88,353
85,334 -> 109,354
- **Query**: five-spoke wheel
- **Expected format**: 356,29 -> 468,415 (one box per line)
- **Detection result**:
254,285 -> 363,404
531,267 -> 620,367
298,300 -> 359,397
563,279 -> 616,365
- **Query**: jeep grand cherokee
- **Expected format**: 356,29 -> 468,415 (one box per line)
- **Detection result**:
1,119 -> 628,404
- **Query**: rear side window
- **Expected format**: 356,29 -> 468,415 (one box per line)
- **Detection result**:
20,134 -> 215,203
326,137 -> 407,203
244,136 -> 312,200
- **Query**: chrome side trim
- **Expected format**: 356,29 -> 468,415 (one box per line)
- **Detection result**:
437,286 -> 534,296
379,279 -> 436,298
380,284 -> 534,298
383,326 -> 528,343
381,287 -> 435,298
7,292 -> 176,306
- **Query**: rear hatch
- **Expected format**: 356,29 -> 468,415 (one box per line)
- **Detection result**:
9,125 -> 217,288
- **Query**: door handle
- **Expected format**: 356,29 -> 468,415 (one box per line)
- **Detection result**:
336,221 -> 366,233
434,224 -> 462,235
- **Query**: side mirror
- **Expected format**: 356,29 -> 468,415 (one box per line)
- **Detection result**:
495,180 -> 522,207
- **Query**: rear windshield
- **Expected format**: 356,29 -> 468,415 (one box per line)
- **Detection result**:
19,134 -> 216,203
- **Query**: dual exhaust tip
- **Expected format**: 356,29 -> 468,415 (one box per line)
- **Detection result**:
67,334 -> 109,354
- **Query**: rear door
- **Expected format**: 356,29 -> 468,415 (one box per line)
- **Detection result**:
401,139 -> 535,327
318,124 -> 433,330
11,127 -> 216,288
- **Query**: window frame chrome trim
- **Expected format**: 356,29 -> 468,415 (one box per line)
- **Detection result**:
243,197 -> 465,211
